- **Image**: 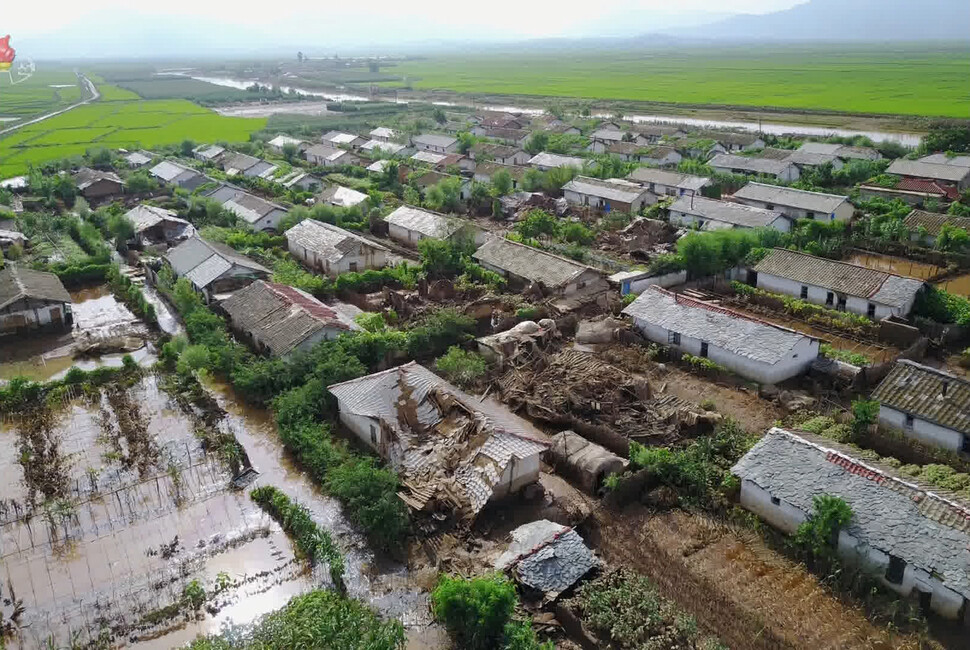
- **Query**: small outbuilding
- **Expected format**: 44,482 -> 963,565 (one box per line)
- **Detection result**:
0,265 -> 72,334
495,520 -> 597,602
547,431 -> 628,495
73,167 -> 124,200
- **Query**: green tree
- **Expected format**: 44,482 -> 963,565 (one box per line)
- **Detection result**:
524,131 -> 549,155
180,139 -> 197,157
282,142 -> 299,162
851,399 -> 879,438
794,494 -> 853,560
457,132 -> 476,154
515,209 -> 560,240
418,238 -> 464,278
435,346 -> 487,387
432,107 -> 447,124
921,122 -> 970,154
432,574 -> 517,650
423,177 -> 463,212
491,169 -> 513,197
125,171 -> 157,193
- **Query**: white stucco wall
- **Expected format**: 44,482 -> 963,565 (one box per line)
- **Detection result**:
755,272 -> 904,319
631,316 -> 818,384
619,270 -> 688,295
563,189 -> 651,213
741,479 -> 968,621
289,240 -> 387,276
877,405 -> 964,452
0,302 -> 69,332
734,198 -> 853,223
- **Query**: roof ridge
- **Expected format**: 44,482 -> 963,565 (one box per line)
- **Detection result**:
765,247 -> 897,281
743,181 -> 845,199
895,359 -> 970,387
657,286 -> 813,338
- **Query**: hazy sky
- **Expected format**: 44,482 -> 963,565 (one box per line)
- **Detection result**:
3,0 -> 804,58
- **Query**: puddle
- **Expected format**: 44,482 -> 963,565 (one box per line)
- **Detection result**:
0,374 -> 442,649
0,285 -> 154,383
843,251 -> 944,281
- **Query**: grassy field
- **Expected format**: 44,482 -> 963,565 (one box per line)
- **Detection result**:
0,68 -> 83,120
388,44 -> 970,117
0,94 -> 266,176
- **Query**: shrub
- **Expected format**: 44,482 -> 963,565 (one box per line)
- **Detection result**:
800,416 -> 836,434
794,494 -> 852,560
432,574 -> 517,650
435,346 -> 487,387
681,353 -> 727,375
851,399 -> 880,437
820,344 -> 871,367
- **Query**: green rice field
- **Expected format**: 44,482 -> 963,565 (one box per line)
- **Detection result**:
0,68 -> 84,119
0,94 -> 266,176
389,44 -> 970,117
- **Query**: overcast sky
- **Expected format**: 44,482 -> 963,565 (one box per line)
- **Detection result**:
3,0 -> 805,59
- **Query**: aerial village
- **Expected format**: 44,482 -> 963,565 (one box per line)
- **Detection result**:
3,104 -> 970,649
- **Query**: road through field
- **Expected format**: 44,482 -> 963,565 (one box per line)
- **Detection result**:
0,74 -> 99,138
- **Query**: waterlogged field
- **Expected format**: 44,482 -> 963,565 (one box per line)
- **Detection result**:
389,44 -> 970,117
0,68 -> 83,119
0,94 -> 265,176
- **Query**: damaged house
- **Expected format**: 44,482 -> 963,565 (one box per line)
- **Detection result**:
284,218 -> 388,276
0,265 -> 73,334
473,237 -> 609,299
496,520 -> 597,602
124,204 -> 194,249
733,427 -> 970,623
220,280 -> 360,358
160,235 -> 269,302
73,167 -> 124,200
328,362 -> 549,525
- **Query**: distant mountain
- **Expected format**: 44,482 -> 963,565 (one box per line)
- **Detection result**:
679,0 -> 970,41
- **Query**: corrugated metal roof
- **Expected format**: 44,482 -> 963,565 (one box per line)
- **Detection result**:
0,264 -> 71,309
361,140 -> 405,154
753,248 -> 924,307
150,160 -> 193,182
622,285 -> 814,365
668,195 -> 784,228
872,360 -> 970,435
285,219 -> 387,264
370,127 -> 397,139
411,150 -> 448,165
318,185 -> 368,208
732,182 -> 848,214
384,205 -> 467,239
223,152 -> 259,173
903,210 -> 970,237
186,254 -> 232,289
562,176 -> 647,203
473,237 -> 598,289
733,427 -> 970,600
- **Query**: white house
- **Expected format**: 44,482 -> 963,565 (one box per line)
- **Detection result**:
632,124 -> 687,144
149,160 -> 207,191
412,133 -> 459,154
697,131 -> 765,152
667,196 -> 791,232
220,191 -> 289,232
473,237 -> 609,297
709,153 -> 800,182
636,145 -> 682,167
469,142 -> 531,166
473,163 -> 527,190
369,127 -> 399,143
0,265 -> 73,334
733,427 -> 970,623
221,280 -> 360,357
527,152 -> 586,172
871,360 -> 970,452
627,168 -> 710,198
321,131 -> 366,149
622,286 -> 819,384
267,135 -> 307,155
384,205 -> 481,247
124,204 -> 194,248
783,150 -> 845,171
800,142 -> 882,161
161,235 -> 270,302
316,185 -> 368,209
752,248 -> 925,319
328,362 -> 549,523
608,268 -> 687,296
562,176 -> 654,213
305,144 -> 359,167
285,219 -> 388,276
731,182 -> 854,222
360,140 -> 408,157
888,160 -> 970,192
193,144 -> 225,163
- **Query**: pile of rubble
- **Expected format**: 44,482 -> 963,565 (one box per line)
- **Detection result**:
497,348 -> 718,448
596,217 -> 678,262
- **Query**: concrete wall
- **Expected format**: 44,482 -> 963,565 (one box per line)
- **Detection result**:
415,140 -> 458,154
289,239 -> 387,276
755,272 -> 907,319
631,315 -> 818,384
619,270 -> 688,295
878,405 -> 964,452
740,479 -> 967,621
563,189 -> 653,213
253,208 -> 287,232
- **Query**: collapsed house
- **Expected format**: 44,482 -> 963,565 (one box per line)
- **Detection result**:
496,520 -> 597,603
328,362 -> 550,527
124,204 -> 194,249
476,319 -> 559,367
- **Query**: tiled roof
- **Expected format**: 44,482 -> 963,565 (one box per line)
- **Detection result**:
0,264 -> 70,309
328,362 -> 548,520
918,153 -> 970,168
903,210 -> 970,237
732,182 -> 849,214
223,192 -> 287,224
221,280 -> 356,356
318,185 -> 368,208
758,147 -> 799,160
384,205 -> 468,239
222,152 -> 260,173
888,160 -> 970,184
639,145 -> 679,159
528,152 -> 585,169
322,131 -> 360,145
476,127 -> 529,142
150,160 -> 194,182
709,153 -> 794,176
784,150 -> 841,167
590,128 -> 626,142
871,360 -> 970,435
360,140 -> 405,155
165,235 -> 268,289
733,427 -> 970,600
411,150 -> 449,165
562,176 -> 647,203
496,520 -> 597,596
893,178 -> 960,201
627,168 -> 709,191
753,248 -> 924,307
413,133 -> 458,148
622,285 -> 814,365
474,162 -> 527,180
124,204 -> 190,234
473,238 -> 600,289
605,141 -> 643,155
470,142 -> 521,159
697,130 -> 762,146
268,135 -> 305,149
668,195 -> 784,228
73,167 -> 122,190
285,219 -> 387,264
370,127 -> 397,139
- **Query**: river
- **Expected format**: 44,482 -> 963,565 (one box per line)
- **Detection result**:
185,74 -> 922,145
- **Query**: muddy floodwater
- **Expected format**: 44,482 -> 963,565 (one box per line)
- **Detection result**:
0,286 -> 155,383
844,250 -> 970,298
0,370 -> 441,649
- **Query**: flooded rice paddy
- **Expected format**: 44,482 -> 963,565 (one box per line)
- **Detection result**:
845,250 -> 970,297
0,374 -> 440,649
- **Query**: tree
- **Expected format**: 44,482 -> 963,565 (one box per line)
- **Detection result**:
469,181 -> 492,212
125,171 -> 157,193
457,132 -> 476,154
490,169 -> 513,197
432,574 -> 517,650
794,494 -> 852,560
418,238 -> 464,278
937,222 -> 970,252
435,346 -> 487,387
921,122 -> 970,155
524,131 -> 549,155
423,177 -> 462,213
282,142 -> 299,162
851,399 -> 879,438
180,139 -> 196,157
516,209 -> 560,240
432,107 -> 447,124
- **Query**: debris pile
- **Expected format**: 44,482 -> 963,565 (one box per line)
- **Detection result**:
498,349 -> 715,447
596,217 -> 678,261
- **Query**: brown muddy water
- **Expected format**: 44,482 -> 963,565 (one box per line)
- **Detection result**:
0,373 -> 442,649
0,286 -> 156,383
845,251 -> 970,298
